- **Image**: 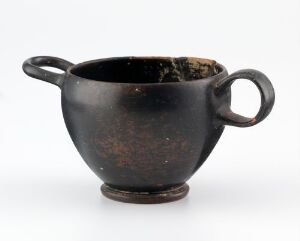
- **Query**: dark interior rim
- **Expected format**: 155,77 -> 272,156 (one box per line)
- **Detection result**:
68,56 -> 226,84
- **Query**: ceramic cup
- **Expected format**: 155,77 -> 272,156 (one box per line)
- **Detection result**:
23,56 -> 275,203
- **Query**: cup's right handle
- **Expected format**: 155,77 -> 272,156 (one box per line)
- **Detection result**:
215,69 -> 275,127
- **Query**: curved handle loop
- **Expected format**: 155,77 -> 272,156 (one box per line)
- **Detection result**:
215,69 -> 275,127
22,56 -> 74,88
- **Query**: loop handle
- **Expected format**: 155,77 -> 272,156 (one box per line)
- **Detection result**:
215,69 -> 275,127
22,56 -> 74,88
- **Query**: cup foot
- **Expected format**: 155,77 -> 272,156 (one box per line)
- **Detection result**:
101,183 -> 189,204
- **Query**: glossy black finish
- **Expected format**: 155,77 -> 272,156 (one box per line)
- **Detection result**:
23,56 -> 275,203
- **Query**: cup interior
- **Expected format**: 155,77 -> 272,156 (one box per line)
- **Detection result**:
70,57 -> 221,83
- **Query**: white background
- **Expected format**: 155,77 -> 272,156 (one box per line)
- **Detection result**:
1,0 -> 299,240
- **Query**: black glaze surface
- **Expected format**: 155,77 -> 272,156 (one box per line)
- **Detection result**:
23,56 -> 275,203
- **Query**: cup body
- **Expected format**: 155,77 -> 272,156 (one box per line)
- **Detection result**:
61,58 -> 229,192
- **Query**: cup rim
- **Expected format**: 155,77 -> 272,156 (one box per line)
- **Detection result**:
66,56 -> 228,86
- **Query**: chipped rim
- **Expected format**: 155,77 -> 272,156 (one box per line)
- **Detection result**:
66,56 -> 228,86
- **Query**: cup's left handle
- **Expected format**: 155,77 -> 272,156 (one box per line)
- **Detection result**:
22,56 -> 74,88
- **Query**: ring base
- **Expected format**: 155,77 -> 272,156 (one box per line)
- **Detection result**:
101,183 -> 189,204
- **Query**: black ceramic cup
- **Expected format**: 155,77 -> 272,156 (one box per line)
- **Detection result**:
23,56 -> 275,204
